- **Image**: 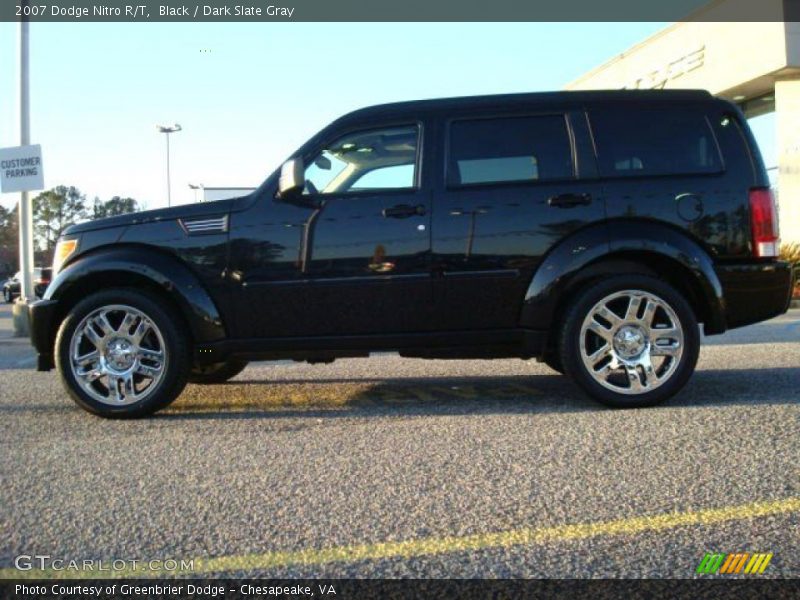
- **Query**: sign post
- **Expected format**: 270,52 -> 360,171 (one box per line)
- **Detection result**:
0,143 -> 43,319
18,12 -> 35,304
6,9 -> 40,337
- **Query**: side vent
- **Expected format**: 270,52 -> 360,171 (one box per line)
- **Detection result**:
179,215 -> 229,235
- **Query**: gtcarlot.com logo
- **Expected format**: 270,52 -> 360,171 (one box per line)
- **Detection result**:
696,552 -> 773,575
14,554 -> 194,573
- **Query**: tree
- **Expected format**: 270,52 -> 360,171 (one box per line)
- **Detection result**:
32,186 -> 88,262
93,196 -> 139,219
0,204 -> 18,276
1,188 -> 141,272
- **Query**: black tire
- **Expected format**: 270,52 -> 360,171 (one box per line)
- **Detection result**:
188,358 -> 248,384
3,287 -> 11,303
542,354 -> 564,374
55,288 -> 191,418
558,274 -> 699,409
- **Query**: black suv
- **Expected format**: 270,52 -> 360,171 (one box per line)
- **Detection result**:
3,268 -> 52,303
29,90 -> 793,418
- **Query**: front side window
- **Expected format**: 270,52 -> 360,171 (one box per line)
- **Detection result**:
590,109 -> 722,177
303,126 -> 418,195
447,115 -> 573,186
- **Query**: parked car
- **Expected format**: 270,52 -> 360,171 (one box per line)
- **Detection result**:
3,268 -> 51,303
28,90 -> 793,418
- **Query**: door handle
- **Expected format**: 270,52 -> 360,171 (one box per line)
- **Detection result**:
548,193 -> 592,208
382,204 -> 427,218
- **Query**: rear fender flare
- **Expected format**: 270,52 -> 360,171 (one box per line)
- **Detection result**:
520,220 -> 726,333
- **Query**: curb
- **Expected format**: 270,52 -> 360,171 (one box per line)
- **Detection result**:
0,337 -> 33,346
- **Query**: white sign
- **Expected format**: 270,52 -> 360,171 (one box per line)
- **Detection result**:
0,144 -> 44,193
625,46 -> 706,90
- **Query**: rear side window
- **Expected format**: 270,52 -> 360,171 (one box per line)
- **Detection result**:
447,115 -> 573,186
590,108 -> 722,177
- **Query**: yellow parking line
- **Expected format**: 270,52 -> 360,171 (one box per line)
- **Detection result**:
3,496 -> 798,579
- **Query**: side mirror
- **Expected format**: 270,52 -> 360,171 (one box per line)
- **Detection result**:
278,158 -> 304,199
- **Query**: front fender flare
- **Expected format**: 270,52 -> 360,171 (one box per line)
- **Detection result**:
45,246 -> 227,344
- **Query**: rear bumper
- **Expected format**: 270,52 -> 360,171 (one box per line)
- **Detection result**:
716,260 -> 794,330
28,298 -> 58,371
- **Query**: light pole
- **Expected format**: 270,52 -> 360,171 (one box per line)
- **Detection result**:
18,6 -> 34,303
188,183 -> 204,203
156,123 -> 181,207
449,207 -> 489,258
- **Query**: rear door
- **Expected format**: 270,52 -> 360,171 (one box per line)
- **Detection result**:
431,110 -> 603,330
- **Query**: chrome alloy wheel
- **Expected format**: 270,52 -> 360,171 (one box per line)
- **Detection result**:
579,290 -> 684,395
68,304 -> 167,405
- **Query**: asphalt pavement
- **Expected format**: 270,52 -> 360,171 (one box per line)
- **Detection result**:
0,302 -> 797,578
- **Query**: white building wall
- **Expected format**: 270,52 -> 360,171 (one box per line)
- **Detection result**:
566,3 -> 800,244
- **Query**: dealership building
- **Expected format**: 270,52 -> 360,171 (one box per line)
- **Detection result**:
567,0 -> 800,244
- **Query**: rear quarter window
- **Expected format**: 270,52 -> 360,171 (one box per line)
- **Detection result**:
590,108 -> 723,178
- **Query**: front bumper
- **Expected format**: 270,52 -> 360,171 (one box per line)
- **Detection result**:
28,298 -> 59,371
716,260 -> 794,330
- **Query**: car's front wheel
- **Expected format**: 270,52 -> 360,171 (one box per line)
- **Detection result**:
55,288 -> 190,418
558,275 -> 699,408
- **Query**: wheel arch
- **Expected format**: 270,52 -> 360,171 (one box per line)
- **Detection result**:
521,220 -> 727,342
43,244 -> 227,356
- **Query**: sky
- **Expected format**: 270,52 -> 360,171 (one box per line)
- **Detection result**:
0,22 -> 777,211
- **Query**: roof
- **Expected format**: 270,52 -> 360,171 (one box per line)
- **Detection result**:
336,89 -> 715,123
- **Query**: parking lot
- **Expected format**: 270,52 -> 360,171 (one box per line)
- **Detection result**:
0,302 -> 798,578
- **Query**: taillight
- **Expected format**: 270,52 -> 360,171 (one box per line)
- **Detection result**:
749,187 -> 779,257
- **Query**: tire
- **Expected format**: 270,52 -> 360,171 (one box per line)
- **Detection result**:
3,287 -> 11,303
55,288 -> 191,418
558,275 -> 699,409
542,354 -> 564,374
188,358 -> 248,384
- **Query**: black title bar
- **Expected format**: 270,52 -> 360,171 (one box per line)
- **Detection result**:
2,0 -> 799,22
4,579 -> 800,600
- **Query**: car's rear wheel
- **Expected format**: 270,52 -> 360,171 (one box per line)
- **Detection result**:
55,288 -> 190,418
188,358 -> 248,384
3,287 -> 11,303
558,275 -> 699,408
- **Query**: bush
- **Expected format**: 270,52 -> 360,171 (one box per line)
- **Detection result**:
781,242 -> 800,265
781,243 -> 800,300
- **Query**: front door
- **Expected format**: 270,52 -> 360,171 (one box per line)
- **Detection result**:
232,123 -> 433,338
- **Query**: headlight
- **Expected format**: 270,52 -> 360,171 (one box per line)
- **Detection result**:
52,238 -> 78,275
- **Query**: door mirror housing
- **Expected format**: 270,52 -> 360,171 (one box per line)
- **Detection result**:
278,158 -> 304,199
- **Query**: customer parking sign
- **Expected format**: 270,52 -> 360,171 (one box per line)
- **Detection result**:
0,144 -> 44,193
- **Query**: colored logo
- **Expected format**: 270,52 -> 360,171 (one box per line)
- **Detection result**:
696,552 -> 773,575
